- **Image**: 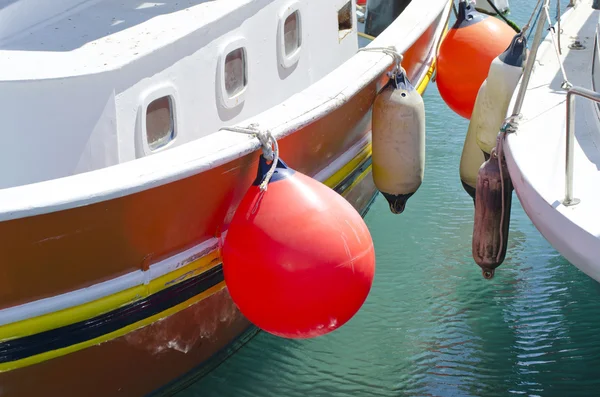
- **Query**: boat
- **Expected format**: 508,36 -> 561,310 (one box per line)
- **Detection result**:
500,0 -> 600,282
475,0 -> 510,15
0,0 -> 452,395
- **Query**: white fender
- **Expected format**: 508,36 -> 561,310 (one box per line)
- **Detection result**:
459,33 -> 526,200
372,69 -> 425,214
459,122 -> 486,200
473,34 -> 526,154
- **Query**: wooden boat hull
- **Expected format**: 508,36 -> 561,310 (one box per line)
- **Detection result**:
0,2 -> 451,395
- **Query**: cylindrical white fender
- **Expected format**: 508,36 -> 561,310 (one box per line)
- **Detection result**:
459,121 -> 486,201
372,69 -> 425,214
473,33 -> 526,154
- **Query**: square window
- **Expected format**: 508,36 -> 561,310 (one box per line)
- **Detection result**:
224,48 -> 247,98
146,96 -> 174,151
284,11 -> 301,57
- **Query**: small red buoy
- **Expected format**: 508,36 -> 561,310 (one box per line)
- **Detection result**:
223,155 -> 376,339
436,0 -> 515,119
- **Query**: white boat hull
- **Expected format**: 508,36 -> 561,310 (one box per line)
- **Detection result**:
504,0 -> 600,282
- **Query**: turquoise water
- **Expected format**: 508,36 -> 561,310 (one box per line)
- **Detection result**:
180,2 -> 600,396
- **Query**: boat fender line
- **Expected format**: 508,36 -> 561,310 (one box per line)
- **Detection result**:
474,32 -> 527,155
219,125 -> 279,191
371,63 -> 425,214
472,118 -> 517,279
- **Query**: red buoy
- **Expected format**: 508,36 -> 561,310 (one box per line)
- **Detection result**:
436,0 -> 515,119
222,155 -> 376,339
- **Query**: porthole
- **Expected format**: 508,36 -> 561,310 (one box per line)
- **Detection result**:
224,48 -> 247,97
136,84 -> 179,158
146,96 -> 175,151
278,2 -> 302,68
218,37 -> 249,109
284,11 -> 301,57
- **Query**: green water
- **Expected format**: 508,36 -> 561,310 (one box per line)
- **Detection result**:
180,2 -> 600,396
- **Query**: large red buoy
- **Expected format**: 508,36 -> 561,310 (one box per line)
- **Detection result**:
436,0 -> 515,119
222,155 -> 376,339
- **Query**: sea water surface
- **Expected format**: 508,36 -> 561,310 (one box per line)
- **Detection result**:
180,2 -> 600,396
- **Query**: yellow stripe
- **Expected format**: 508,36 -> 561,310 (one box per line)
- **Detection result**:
0,22 -> 444,372
0,281 -> 227,373
0,251 -> 221,341
342,165 -> 373,197
323,142 -> 372,188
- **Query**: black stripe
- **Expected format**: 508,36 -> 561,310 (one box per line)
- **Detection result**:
333,156 -> 372,194
0,264 -> 224,364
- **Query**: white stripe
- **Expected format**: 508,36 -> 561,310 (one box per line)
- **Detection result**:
0,238 -> 219,326
312,134 -> 372,183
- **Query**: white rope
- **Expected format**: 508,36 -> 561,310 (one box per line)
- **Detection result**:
357,46 -> 404,74
543,3 -> 572,89
219,125 -> 279,191
501,114 -> 522,134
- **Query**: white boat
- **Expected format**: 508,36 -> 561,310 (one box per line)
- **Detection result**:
475,0 -> 509,14
504,0 -> 600,282
0,0 -> 451,395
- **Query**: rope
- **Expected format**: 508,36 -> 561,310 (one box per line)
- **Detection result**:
358,31 -> 376,41
523,0 -> 544,33
357,46 -> 404,75
492,135 -> 507,264
543,3 -> 572,88
479,0 -> 521,33
556,0 -> 562,55
219,125 -> 280,191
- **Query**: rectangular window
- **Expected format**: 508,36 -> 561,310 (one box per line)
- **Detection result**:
146,96 -> 174,151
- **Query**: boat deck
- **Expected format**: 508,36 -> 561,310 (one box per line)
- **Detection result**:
505,0 -> 600,277
0,0 -> 237,79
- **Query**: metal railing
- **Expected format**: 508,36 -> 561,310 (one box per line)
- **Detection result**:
563,86 -> 600,206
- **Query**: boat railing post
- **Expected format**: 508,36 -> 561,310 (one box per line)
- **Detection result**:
563,86 -> 600,206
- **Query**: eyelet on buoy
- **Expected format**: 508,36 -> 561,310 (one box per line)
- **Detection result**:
436,0 -> 515,119
222,154 -> 376,339
482,269 -> 495,279
372,68 -> 425,214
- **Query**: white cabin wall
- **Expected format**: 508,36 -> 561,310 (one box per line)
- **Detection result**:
0,0 -> 357,189
0,78 -> 120,189
114,0 -> 358,163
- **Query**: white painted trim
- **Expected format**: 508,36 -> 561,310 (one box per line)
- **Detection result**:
0,0 -> 451,222
0,238 -> 219,326
313,134 -> 372,182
